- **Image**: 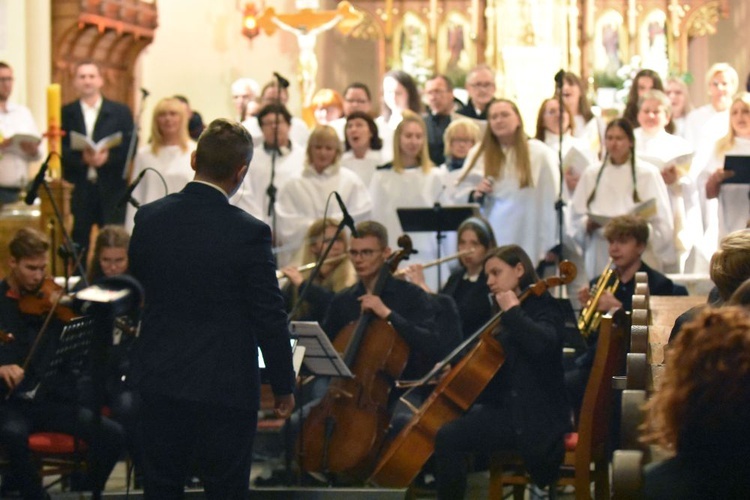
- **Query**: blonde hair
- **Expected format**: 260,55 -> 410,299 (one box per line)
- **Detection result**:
443,119 -> 481,157
705,62 -> 739,94
710,229 -> 750,301
392,110 -> 432,173
150,97 -> 190,154
638,89 -> 672,118
460,99 -> 532,188
716,93 -> 750,155
306,125 -> 343,167
665,76 -> 693,116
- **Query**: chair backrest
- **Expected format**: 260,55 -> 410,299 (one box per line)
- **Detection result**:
577,308 -> 629,458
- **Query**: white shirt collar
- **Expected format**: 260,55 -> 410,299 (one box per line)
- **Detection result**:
192,180 -> 228,197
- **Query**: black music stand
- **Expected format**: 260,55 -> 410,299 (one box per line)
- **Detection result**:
397,203 -> 480,285
290,321 -> 351,379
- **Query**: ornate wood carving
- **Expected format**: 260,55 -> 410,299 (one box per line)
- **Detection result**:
51,0 -> 158,110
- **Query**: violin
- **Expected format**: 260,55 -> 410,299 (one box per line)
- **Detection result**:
18,277 -> 78,323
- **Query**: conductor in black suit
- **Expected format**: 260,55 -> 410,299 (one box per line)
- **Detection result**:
128,118 -> 296,499
62,60 -> 134,253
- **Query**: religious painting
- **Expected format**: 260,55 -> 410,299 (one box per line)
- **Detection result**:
639,9 -> 669,77
437,12 -> 474,83
594,10 -> 627,77
393,12 -> 430,80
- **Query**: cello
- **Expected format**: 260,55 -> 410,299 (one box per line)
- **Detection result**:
369,260 -> 576,488
299,235 -> 415,482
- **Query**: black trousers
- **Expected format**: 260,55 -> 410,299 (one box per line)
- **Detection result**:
140,392 -> 257,500
0,398 -> 125,500
434,404 -> 518,500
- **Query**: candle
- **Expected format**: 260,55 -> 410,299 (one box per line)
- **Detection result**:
471,0 -> 479,38
429,0 -> 437,38
47,84 -> 61,178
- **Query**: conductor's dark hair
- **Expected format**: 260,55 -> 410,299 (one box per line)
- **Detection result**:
194,119 -> 253,182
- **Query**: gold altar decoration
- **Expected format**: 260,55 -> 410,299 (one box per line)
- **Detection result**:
257,1 -> 364,110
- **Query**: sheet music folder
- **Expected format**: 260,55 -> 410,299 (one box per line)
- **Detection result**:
724,155 -> 750,184
397,204 -> 480,233
289,321 -> 353,378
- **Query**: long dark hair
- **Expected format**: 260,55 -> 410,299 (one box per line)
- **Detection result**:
484,244 -> 539,290
587,118 -> 641,208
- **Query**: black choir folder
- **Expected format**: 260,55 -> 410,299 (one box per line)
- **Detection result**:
724,156 -> 750,184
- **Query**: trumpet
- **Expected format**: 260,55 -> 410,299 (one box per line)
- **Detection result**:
578,259 -> 620,338
393,249 -> 474,277
275,253 -> 348,279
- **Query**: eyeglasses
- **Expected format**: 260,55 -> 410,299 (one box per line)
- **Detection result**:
348,248 -> 380,259
260,120 -> 286,128
345,98 -> 369,104
0,77 -> 13,83
451,137 -> 474,144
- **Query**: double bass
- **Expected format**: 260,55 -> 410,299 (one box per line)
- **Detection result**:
369,261 -> 576,488
299,235 -> 415,482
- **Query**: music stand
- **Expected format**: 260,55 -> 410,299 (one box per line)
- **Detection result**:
289,321 -> 352,378
397,203 -> 480,284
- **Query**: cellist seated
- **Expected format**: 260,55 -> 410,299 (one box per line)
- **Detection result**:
433,244 -> 572,499
0,227 -> 124,499
298,221 -> 443,483
322,220 -> 443,383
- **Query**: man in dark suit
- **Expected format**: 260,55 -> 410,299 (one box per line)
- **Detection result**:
128,119 -> 296,499
423,74 -> 458,166
62,60 -> 134,253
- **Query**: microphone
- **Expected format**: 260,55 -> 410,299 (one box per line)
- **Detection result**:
554,69 -> 565,90
273,72 -> 290,89
117,169 -> 147,208
334,191 -> 358,238
25,154 -> 51,205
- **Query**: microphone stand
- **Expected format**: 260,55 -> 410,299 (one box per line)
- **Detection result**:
124,88 -> 150,182
554,71 -> 566,297
266,76 -> 285,261
41,155 -> 89,291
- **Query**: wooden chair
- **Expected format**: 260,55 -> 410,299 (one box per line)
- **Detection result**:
488,308 -> 629,500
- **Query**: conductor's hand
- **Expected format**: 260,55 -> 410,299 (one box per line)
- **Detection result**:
0,364 -> 24,390
359,294 -> 392,320
274,394 -> 295,419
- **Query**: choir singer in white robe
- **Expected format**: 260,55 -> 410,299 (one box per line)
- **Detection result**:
276,125 -> 372,258
231,104 -> 305,227
570,118 -> 676,279
450,99 -> 559,267
634,90 -> 700,273
126,97 -> 195,232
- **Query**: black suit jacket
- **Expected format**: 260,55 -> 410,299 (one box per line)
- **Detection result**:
128,182 -> 295,412
61,98 -> 134,222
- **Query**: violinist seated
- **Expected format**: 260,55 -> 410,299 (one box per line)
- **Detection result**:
0,227 -> 124,500
433,244 -> 572,499
401,216 -> 497,340
567,215 -> 687,415
323,221 -> 442,384
280,218 -> 357,323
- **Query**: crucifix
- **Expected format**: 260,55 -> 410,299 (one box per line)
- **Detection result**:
257,1 -> 363,108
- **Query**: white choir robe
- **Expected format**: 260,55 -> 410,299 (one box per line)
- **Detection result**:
230,142 -> 305,228
340,149 -> 385,187
692,137 -> 750,262
569,157 -> 676,279
450,139 -> 560,266
634,128 -> 701,273
542,133 -> 598,305
125,142 -> 196,232
672,116 -> 687,139
374,115 -> 395,164
685,105 -> 729,148
369,166 -> 449,290
276,162 -> 372,262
